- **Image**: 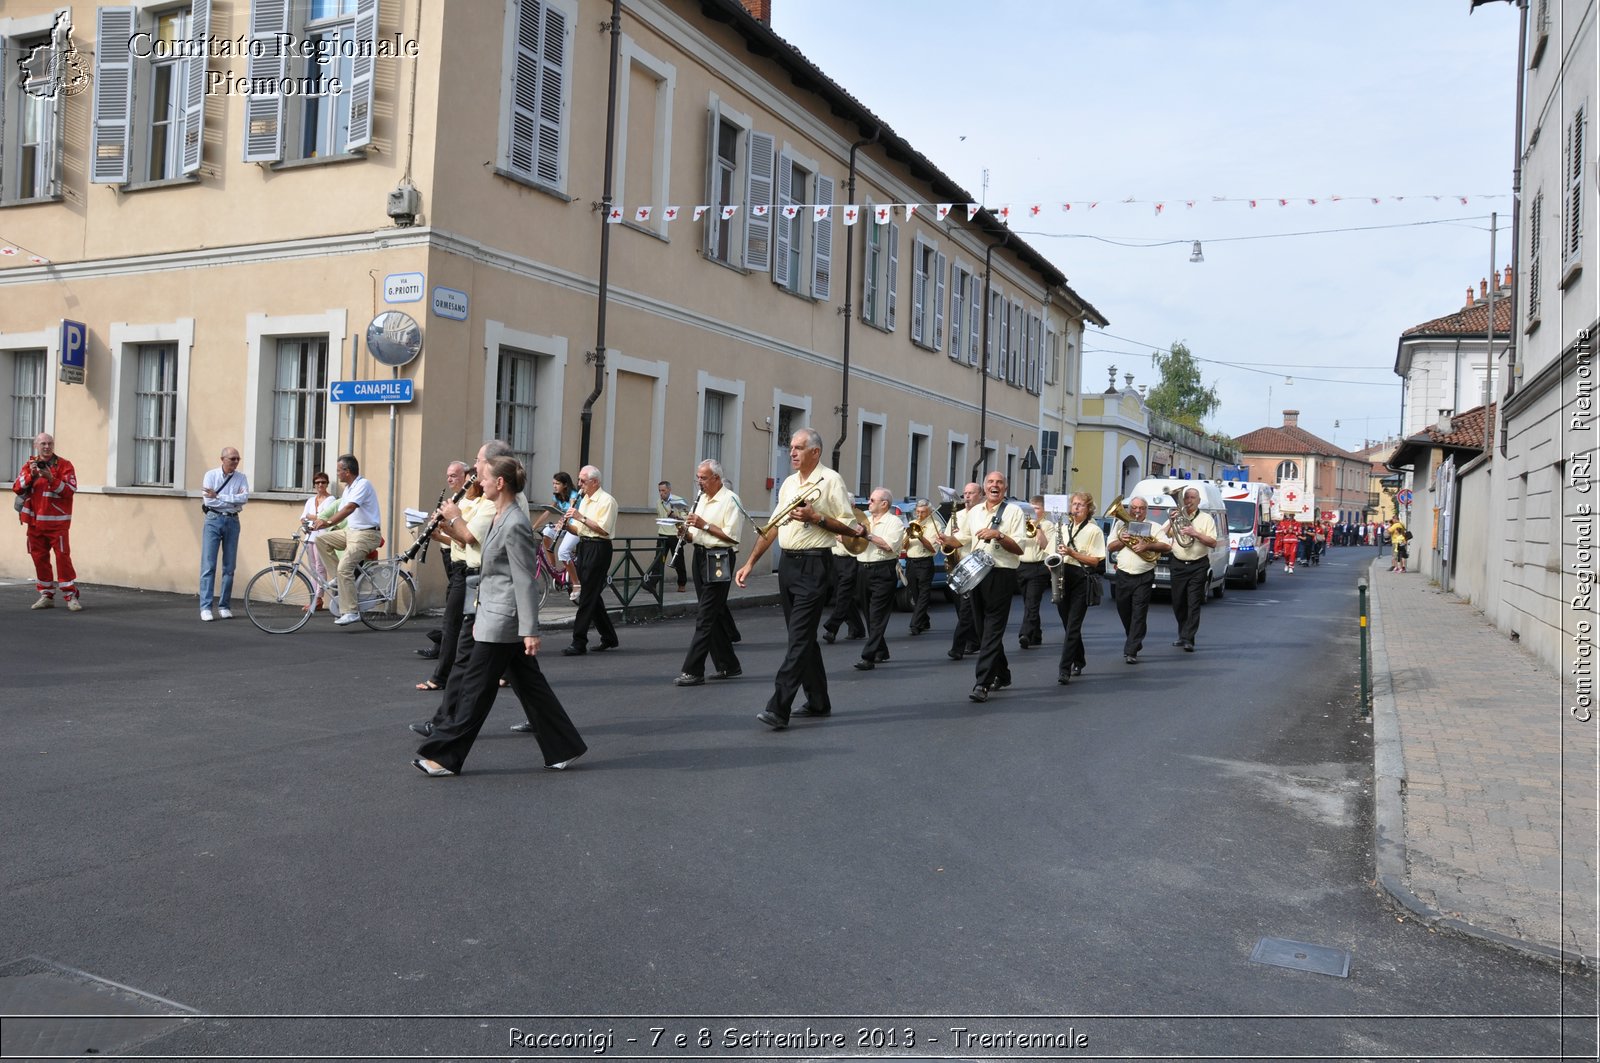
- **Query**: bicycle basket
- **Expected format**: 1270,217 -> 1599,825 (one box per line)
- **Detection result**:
267,538 -> 299,563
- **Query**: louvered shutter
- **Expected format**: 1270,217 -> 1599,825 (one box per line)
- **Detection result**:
933,252 -> 947,350
968,274 -> 980,365
1011,299 -> 1024,384
535,1 -> 566,184
985,289 -> 996,372
345,0 -> 378,150
0,36 -> 8,198
1528,194 -> 1542,321
812,174 -> 833,300
1568,107 -> 1585,262
909,237 -> 925,344
39,8 -> 66,194
885,221 -> 899,330
91,7 -> 135,184
703,106 -> 718,257
243,0 -> 288,162
743,130 -> 774,270
179,0 -> 210,174
772,151 -> 793,287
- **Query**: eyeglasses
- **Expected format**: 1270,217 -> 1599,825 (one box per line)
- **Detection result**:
313,479 -> 329,485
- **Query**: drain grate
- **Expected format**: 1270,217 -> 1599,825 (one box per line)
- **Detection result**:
0,957 -> 198,1058
1250,936 -> 1352,978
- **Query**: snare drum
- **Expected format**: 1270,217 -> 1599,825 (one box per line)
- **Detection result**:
947,551 -> 995,596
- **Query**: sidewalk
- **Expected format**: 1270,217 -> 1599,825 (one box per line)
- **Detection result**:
1368,556 -> 1598,966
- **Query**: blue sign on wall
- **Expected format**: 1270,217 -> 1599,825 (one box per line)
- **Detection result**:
59,319 -> 87,384
330,379 -> 414,404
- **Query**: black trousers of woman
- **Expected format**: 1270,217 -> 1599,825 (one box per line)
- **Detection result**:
417,639 -> 586,773
1056,565 -> 1092,679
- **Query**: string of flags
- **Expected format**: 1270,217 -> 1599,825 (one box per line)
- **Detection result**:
0,245 -> 50,264
607,194 -> 1507,225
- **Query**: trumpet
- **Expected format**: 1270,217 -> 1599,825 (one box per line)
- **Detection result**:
757,483 -> 823,538
900,519 -> 923,552
1024,517 -> 1039,539
1105,496 -> 1162,563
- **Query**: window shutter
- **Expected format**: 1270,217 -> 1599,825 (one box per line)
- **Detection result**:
985,289 -> 996,372
947,266 -> 963,361
91,7 -> 135,184
968,274 -> 980,365
862,209 -> 878,321
1011,299 -> 1024,384
933,252 -> 947,350
772,150 -> 793,287
703,105 -> 718,257
0,36 -> 10,199
243,0 -> 288,162
743,130 -> 774,270
813,173 -> 834,300
536,1 -> 566,185
346,0 -> 379,150
1568,107 -> 1585,261
1528,193 -> 1542,321
909,237 -> 926,344
885,220 -> 899,330
180,0 -> 211,174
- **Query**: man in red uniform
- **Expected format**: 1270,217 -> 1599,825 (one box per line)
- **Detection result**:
13,432 -> 79,610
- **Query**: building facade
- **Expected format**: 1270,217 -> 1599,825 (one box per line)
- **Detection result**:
1235,410 -> 1370,525
0,0 -> 1104,600
1394,272 -> 1512,437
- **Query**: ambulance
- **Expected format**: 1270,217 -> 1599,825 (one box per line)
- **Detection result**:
1218,480 -> 1275,587
1125,478 -> 1230,598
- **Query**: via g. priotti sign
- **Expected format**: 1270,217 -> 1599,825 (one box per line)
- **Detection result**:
383,272 -> 425,303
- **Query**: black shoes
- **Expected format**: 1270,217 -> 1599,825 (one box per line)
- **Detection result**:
756,710 -> 787,730
711,668 -> 742,680
595,640 -> 619,652
821,629 -> 837,644
563,645 -> 586,656
968,685 -> 989,703
947,649 -> 965,660
1072,663 -> 1084,677
795,705 -> 830,717
414,647 -> 440,660
510,721 -> 537,733
1124,654 -> 1139,665
989,676 -> 1011,691
1183,642 -> 1195,653
1172,640 -> 1186,647
1057,672 -> 1071,685
409,721 -> 434,737
854,659 -> 875,670
674,673 -> 705,687
1018,636 -> 1032,649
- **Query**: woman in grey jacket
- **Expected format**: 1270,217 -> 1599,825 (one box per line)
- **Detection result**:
413,454 -> 586,776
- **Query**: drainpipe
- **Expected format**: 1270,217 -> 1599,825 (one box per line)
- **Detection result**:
831,128 -> 880,471
971,230 -> 1010,482
579,0 -> 623,469
1500,0 -> 1527,440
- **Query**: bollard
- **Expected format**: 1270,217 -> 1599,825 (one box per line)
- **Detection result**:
1357,576 -> 1370,711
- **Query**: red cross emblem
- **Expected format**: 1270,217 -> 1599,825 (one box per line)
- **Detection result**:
664,208 -> 677,219
609,209 -> 622,220
845,208 -> 857,222
1285,491 -> 1297,502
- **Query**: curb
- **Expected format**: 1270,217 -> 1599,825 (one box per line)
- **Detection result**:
1365,558 -> 1591,969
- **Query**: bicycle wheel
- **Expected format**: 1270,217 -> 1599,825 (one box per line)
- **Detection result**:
356,563 -> 417,631
244,564 -> 315,634
534,561 -> 554,611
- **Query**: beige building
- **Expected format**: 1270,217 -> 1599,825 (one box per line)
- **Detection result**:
1235,411 -> 1369,525
1070,372 -> 1240,509
0,0 -> 1104,602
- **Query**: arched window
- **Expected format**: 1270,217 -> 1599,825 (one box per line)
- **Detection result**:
1276,460 -> 1300,482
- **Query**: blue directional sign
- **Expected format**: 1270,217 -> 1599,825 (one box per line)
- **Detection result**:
330,379 -> 414,404
59,319 -> 87,384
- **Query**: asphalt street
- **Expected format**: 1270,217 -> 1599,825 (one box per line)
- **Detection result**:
1,549 -> 1593,1061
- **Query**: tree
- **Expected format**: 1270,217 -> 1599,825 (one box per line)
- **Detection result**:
1146,341 -> 1220,430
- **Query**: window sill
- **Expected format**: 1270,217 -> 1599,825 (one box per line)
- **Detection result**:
1524,315 -> 1540,336
492,167 -> 572,202
622,219 -> 668,243
0,194 -> 64,209
270,151 -> 369,173
99,485 -> 187,497
776,284 -> 818,304
119,174 -> 202,194
859,317 -> 894,334
1561,258 -> 1582,290
703,253 -> 749,276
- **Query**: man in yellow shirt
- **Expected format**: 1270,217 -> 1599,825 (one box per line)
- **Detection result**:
674,459 -> 745,685
964,471 -> 1028,702
736,429 -> 860,730
938,482 -> 983,660
1016,495 -> 1052,649
562,465 -> 619,655
903,498 -> 939,637
1108,495 -> 1168,664
1159,486 -> 1220,652
853,488 -> 904,671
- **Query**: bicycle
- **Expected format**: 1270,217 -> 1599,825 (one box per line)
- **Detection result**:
244,521 -> 418,634
532,527 -> 575,609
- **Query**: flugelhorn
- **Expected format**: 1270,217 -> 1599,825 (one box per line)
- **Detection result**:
1104,495 -> 1161,562
756,483 -> 823,538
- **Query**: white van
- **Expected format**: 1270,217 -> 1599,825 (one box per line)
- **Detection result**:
1218,480 -> 1275,587
1125,478 -> 1231,598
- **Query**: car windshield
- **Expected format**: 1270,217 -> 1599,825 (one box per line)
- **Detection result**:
1225,500 -> 1256,533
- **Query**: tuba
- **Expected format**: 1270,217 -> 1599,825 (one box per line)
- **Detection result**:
1105,496 -> 1162,563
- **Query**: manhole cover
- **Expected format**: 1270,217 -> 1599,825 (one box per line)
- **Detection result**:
1250,936 -> 1352,977
0,957 -> 197,1057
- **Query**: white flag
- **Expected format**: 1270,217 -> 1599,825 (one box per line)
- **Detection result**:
634,206 -> 652,222
721,205 -> 739,220
0,247 -> 17,257
606,207 -> 624,224
781,204 -> 800,220
813,204 -> 831,220
936,203 -> 952,220
904,203 -> 919,221
841,205 -> 861,226
752,205 -> 770,217
661,205 -> 680,222
874,205 -> 892,224
692,206 -> 709,221
966,203 -> 981,221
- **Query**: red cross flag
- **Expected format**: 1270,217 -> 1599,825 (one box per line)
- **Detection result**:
607,208 -> 624,223
904,204 -> 918,221
966,203 -> 981,221
663,206 -> 679,221
842,206 -> 860,226
1061,203 -> 1072,211
692,206 -> 709,221
813,204 -> 831,220
1029,204 -> 1041,216
634,206 -> 652,222
875,205 -> 892,224
0,248 -> 17,256
937,203 -> 952,220
751,205 -> 770,217
721,205 -> 738,220
781,204 -> 800,220
996,205 -> 1011,221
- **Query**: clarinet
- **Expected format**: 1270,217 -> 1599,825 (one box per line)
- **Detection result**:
668,487 -> 700,568
402,473 -> 478,563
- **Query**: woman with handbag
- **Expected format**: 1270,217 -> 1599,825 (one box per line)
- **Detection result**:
413,451 -> 586,777
1052,491 -> 1107,686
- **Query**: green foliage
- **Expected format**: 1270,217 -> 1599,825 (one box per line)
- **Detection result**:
1146,341 -> 1220,430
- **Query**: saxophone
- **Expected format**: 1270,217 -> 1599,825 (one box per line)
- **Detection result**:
1048,513 -> 1067,603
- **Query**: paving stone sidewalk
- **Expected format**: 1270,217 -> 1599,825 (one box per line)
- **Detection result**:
1368,557 -> 1598,965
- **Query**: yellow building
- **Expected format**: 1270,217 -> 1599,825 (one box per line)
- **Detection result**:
0,0 -> 1104,601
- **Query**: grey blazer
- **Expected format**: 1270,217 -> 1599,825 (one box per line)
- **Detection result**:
473,502 -> 541,643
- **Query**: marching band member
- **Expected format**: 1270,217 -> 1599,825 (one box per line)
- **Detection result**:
643,480 -> 689,595
964,471 -> 1028,703
852,488 -> 903,671
939,482 -> 983,661
1053,491 -> 1107,684
562,465 -> 619,656
735,428 -> 859,731
1160,486 -> 1220,653
674,460 -> 745,686
1015,495 -> 1051,649
1109,496 -> 1167,665
903,498 -> 939,636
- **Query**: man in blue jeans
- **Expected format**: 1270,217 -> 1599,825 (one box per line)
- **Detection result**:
199,447 -> 250,621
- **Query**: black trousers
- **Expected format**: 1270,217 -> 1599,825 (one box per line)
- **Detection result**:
571,538 -> 617,648
1017,560 -> 1049,644
858,560 -> 897,662
905,556 -> 935,633
765,550 -> 832,722
950,581 -> 979,654
971,565 -> 1018,689
429,558 -> 468,686
416,638 -> 587,773
1114,568 -> 1155,658
1170,557 -> 1208,646
646,535 -> 687,588
823,552 -> 865,637
1055,566 -> 1092,673
681,546 -> 739,678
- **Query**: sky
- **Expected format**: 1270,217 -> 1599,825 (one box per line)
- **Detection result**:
770,0 -> 1520,451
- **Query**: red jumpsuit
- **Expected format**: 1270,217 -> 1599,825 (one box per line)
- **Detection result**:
14,454 -> 77,601
1274,521 -> 1300,570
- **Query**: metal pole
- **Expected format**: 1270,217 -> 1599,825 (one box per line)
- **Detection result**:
1358,576 -> 1370,711
1484,211 -> 1497,454
346,332 -> 357,457
579,0 -> 623,469
387,398 -> 397,556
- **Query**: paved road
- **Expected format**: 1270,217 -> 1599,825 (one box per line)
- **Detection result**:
1,553 -> 1592,1060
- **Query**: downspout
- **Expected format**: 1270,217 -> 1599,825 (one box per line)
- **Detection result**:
972,229 -> 1010,482
1499,0 -> 1528,453
831,128 -> 880,470
579,0 -> 623,469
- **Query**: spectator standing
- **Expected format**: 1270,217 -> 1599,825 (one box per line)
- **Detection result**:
14,432 -> 79,611
199,447 -> 249,621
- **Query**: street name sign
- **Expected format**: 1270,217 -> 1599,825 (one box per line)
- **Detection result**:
331,379 -> 414,404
